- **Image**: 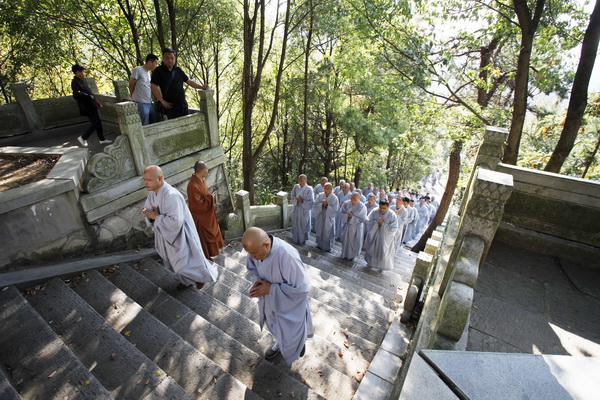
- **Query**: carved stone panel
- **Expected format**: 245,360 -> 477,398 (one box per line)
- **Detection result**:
84,135 -> 136,193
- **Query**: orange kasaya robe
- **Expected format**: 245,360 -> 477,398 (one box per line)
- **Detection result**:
187,174 -> 224,258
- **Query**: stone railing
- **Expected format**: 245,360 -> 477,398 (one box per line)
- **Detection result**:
226,190 -> 292,238
0,79 -> 124,143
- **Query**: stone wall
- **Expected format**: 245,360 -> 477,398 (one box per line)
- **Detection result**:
497,163 -> 600,248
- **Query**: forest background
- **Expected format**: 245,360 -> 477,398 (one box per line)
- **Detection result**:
1,0 -> 598,206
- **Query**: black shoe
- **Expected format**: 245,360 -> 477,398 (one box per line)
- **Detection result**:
300,345 -> 306,358
265,346 -> 280,360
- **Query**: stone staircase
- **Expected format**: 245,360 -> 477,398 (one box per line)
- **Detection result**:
0,230 -> 416,399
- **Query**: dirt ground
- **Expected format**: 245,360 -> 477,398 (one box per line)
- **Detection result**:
0,154 -> 60,192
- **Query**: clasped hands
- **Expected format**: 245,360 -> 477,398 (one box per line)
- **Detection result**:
142,207 -> 159,220
249,279 -> 271,298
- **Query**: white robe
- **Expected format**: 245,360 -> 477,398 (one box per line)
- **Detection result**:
340,201 -> 367,260
313,192 -> 339,251
245,236 -> 314,365
291,184 -> 314,244
404,206 -> 418,243
365,209 -> 398,271
144,182 -> 218,285
335,191 -> 352,239
415,203 -> 430,237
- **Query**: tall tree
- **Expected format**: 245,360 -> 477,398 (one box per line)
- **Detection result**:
503,0 -> 546,165
544,0 -> 600,173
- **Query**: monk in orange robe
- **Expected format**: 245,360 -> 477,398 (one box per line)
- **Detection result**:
187,161 -> 224,259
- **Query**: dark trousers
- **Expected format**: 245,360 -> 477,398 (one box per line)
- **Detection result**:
82,113 -> 105,140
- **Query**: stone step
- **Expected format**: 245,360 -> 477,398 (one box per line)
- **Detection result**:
210,254 -> 388,346
0,285 -> 112,400
0,368 -> 21,400
276,231 -> 407,299
105,263 -> 327,400
222,243 -> 397,312
71,269 -> 261,400
27,278 -> 192,399
214,252 -> 393,332
204,259 -> 376,369
135,258 -> 359,400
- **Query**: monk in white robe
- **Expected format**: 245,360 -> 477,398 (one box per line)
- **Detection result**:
394,197 -> 410,254
340,192 -> 367,260
365,200 -> 398,272
311,177 -> 328,232
335,183 -> 352,239
414,197 -> 431,238
364,193 -> 378,241
243,227 -> 314,365
291,174 -> 314,244
313,183 -> 339,251
404,199 -> 418,243
142,165 -> 218,290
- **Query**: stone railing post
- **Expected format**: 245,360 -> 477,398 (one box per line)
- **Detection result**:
440,168 -> 513,296
83,77 -> 99,94
11,83 -> 43,132
401,251 -> 434,323
236,190 -> 251,230
199,90 -> 219,149
113,80 -> 131,102
459,126 -> 509,216
276,191 -> 289,229
114,101 -> 147,174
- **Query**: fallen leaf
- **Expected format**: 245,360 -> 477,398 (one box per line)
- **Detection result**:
113,304 -> 119,309
82,381 -> 91,386
47,370 -> 57,378
213,376 -> 218,384
156,370 -> 161,376
199,347 -> 205,353
337,353 -> 344,358
175,315 -> 181,319
343,340 -> 349,348
145,378 -> 150,385
342,330 -> 349,338
290,391 -> 295,398
249,362 -> 257,368
353,375 -> 363,383
124,331 -> 131,336
109,353 -> 116,361
135,379 -> 142,385
317,370 -> 323,377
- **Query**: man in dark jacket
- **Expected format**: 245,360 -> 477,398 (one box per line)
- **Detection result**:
151,48 -> 208,120
71,64 -> 111,147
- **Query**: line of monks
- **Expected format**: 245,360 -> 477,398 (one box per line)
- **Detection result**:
292,176 -> 440,273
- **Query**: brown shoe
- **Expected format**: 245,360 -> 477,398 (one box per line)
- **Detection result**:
195,282 -> 205,290
176,283 -> 190,290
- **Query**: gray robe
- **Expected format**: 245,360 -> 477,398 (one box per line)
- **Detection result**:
291,184 -> 314,244
395,205 -> 409,253
340,201 -> 367,260
144,182 -> 218,285
246,236 -> 314,365
365,209 -> 398,271
335,191 -> 352,239
313,192 -> 339,251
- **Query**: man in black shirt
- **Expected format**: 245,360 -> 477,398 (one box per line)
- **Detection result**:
150,47 -> 208,119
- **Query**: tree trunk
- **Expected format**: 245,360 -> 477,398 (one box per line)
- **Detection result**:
544,0 -> 600,173
299,0 -> 313,174
504,0 -> 545,165
165,0 -> 177,51
581,130 -> 600,178
478,37 -> 500,108
411,140 -> 462,253
153,0 -> 165,50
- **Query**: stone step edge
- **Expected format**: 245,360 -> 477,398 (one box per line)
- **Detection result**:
118,260 -> 333,400
215,254 -> 394,339
75,268 -> 262,400
222,245 -> 400,311
0,248 -> 158,288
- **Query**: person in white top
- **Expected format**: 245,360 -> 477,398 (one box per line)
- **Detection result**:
129,54 -> 159,125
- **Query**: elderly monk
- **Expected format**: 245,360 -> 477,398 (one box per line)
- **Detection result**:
187,161 -> 224,260
291,174 -> 314,245
242,227 -> 314,365
313,182 -> 339,252
365,200 -> 398,273
142,165 -> 218,290
340,192 -> 367,261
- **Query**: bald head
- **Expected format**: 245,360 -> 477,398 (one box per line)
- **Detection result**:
143,165 -> 164,193
242,227 -> 272,260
